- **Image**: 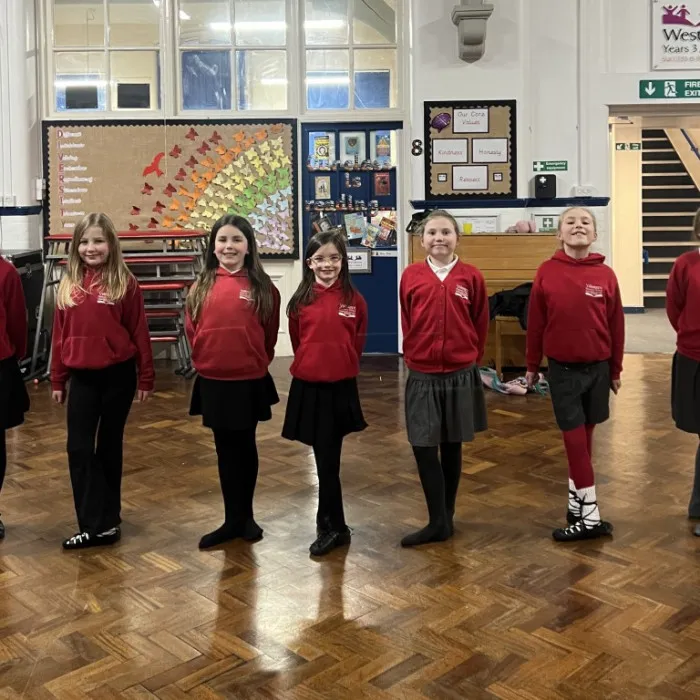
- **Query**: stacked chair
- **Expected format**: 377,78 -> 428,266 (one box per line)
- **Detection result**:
29,230 -> 207,382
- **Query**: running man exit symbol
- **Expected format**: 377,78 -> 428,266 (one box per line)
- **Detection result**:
665,81 -> 677,97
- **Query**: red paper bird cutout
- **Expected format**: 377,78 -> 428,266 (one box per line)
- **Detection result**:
130,206 -> 141,216
142,152 -> 165,178
185,155 -> 198,169
141,182 -> 154,195
210,130 -> 223,144
174,168 -> 187,182
153,201 -> 166,214
147,217 -> 159,229
128,223 -> 139,231
197,141 -> 211,155
163,183 -> 177,197
185,128 -> 198,141
170,145 -> 182,158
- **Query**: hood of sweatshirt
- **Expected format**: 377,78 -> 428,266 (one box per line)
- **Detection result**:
551,249 -> 606,266
216,266 -> 247,278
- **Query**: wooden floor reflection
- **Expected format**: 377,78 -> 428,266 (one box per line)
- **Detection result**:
2,353 -> 699,699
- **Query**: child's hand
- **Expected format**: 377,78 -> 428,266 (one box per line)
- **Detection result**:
611,379 -> 622,395
52,390 -> 65,404
525,371 -> 537,388
137,390 -> 153,403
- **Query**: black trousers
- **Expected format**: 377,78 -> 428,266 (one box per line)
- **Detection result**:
313,433 -> 346,531
212,424 -> 259,526
66,360 -> 137,534
0,431 -> 5,496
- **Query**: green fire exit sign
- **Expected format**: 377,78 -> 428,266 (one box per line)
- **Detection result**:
639,79 -> 700,99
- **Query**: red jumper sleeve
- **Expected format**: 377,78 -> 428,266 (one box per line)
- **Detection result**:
50,308 -> 69,391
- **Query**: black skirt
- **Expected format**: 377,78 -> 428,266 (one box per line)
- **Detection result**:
0,356 -> 29,430
282,377 -> 367,446
672,352 -> 700,434
189,373 -> 279,430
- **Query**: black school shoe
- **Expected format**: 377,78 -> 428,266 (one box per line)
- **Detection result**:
63,526 -> 121,550
309,527 -> 351,556
552,520 -> 613,542
0,518 -> 5,539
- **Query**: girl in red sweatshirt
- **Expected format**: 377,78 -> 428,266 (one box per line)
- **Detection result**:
186,214 -> 280,550
666,208 -> 700,535
51,212 -> 154,550
0,257 -> 29,539
526,206 -> 624,542
282,230 -> 367,557
400,209 -> 489,547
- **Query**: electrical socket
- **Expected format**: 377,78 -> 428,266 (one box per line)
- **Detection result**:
573,185 -> 596,197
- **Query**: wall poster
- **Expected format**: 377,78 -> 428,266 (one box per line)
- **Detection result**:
424,100 -> 516,199
652,0 -> 700,70
43,119 -> 299,259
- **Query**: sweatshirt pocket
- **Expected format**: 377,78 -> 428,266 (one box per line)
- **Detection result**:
193,326 -> 264,375
62,336 -> 117,369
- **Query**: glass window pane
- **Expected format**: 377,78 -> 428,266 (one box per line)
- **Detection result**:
354,48 -> 396,109
179,0 -> 232,45
108,0 -> 160,47
236,50 -> 287,110
234,0 -> 286,47
354,0 -> 396,44
181,50 -> 232,109
110,51 -> 160,110
53,0 -> 105,47
304,0 -> 349,45
306,49 -> 349,110
54,52 -> 107,111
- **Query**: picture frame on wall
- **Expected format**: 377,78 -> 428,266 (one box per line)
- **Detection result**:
347,248 -> 372,274
340,132 -> 366,165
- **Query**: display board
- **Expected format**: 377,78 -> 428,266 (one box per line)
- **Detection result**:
423,100 -> 516,199
43,119 -> 298,259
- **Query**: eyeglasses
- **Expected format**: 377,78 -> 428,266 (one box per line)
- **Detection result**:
309,255 -> 342,265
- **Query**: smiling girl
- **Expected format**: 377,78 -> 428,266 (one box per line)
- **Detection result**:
526,206 -> 624,542
399,210 -> 489,547
282,230 -> 368,557
51,212 -> 154,550
186,214 -> 280,549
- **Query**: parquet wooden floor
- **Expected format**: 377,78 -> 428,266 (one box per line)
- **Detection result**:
2,354 -> 700,699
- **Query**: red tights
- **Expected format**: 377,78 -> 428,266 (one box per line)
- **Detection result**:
562,424 -> 595,489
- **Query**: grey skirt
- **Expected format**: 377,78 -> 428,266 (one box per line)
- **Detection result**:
405,365 -> 487,447
672,352 -> 700,434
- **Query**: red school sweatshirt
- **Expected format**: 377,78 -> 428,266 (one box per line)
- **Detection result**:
288,282 -> 367,383
0,257 -> 27,362
400,260 -> 489,374
526,250 -> 625,379
51,270 -> 155,392
666,249 -> 700,361
185,267 -> 280,380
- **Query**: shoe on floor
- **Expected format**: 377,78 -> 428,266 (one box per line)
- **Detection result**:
63,526 -> 121,550
243,518 -> 263,542
566,509 -> 581,525
552,520 -> 613,542
309,527 -> 351,556
0,518 -> 5,540
694,524 -> 700,537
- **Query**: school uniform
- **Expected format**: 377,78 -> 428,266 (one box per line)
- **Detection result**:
398,257 -> 489,547
282,282 -> 367,550
186,267 -> 280,548
0,258 -> 29,536
51,270 -> 154,545
526,250 -> 624,432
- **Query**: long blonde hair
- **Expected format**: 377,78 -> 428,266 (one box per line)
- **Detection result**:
56,212 -> 134,309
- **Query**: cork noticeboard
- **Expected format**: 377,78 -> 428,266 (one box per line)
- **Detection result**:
424,100 -> 517,199
43,119 -> 299,259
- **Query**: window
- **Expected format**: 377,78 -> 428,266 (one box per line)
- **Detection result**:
51,0 -> 162,113
177,0 -> 289,111
303,0 -> 398,111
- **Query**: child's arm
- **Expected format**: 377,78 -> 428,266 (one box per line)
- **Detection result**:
50,308 -> 69,392
470,269 -> 489,363
264,284 -> 281,363
122,279 -> 155,392
184,283 -> 197,348
355,293 -> 368,358
525,271 -> 547,373
288,311 -> 300,354
666,257 -> 686,332
4,266 -> 27,359
399,269 -> 412,339
608,277 -> 625,381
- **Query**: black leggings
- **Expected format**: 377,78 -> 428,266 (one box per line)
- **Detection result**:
212,424 -> 259,526
313,433 -> 346,531
66,361 -> 137,534
412,442 -> 463,523
0,431 -> 5,496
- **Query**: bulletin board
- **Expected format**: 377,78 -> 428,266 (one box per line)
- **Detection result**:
42,119 -> 298,259
424,100 -> 516,199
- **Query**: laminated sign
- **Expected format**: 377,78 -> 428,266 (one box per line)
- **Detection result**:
652,0 -> 700,70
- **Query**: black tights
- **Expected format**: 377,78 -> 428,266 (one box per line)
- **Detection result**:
0,431 -> 5,497
313,434 -> 346,532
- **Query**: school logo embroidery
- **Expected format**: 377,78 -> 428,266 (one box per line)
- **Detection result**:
338,304 -> 356,318
239,289 -> 253,301
455,285 -> 470,301
585,283 -> 604,298
96,294 -> 114,305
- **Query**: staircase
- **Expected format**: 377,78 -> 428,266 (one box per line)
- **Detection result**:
642,129 -> 700,309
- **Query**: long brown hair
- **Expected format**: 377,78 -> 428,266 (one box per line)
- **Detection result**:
287,230 -> 355,317
56,212 -> 133,309
186,214 -> 275,323
418,209 -> 460,237
693,208 -> 700,240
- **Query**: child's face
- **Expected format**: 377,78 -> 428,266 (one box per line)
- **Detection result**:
308,242 -> 342,286
214,225 -> 249,271
78,226 -> 110,267
421,216 -> 458,262
558,209 -> 596,249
